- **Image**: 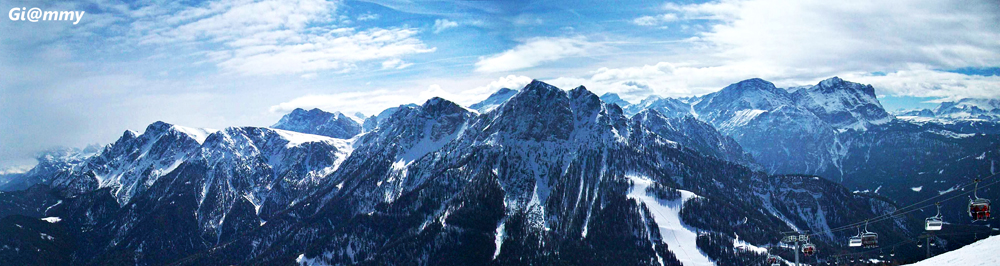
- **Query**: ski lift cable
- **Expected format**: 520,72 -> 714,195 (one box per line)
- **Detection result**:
833,238 -> 918,258
787,176 -> 1000,237
822,178 -> 1000,235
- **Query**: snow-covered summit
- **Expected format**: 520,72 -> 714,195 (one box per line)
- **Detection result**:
272,108 -> 362,139
792,76 -> 892,131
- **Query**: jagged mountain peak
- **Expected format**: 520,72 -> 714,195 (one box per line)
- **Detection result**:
813,76 -> 877,98
568,85 -> 598,101
117,130 -> 139,143
421,97 -> 468,117
137,121 -> 216,144
520,79 -> 564,96
793,77 -> 890,130
505,80 -> 569,107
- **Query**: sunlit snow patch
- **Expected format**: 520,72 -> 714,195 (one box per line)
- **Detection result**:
171,125 -> 218,144
905,235 -> 1000,266
273,129 -> 339,148
41,217 -> 61,223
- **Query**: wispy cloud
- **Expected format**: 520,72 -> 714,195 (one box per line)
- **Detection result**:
269,89 -> 419,115
474,37 -> 597,73
381,58 -> 413,70
432,19 -> 459,33
131,0 -> 435,75
679,0 -> 1000,72
268,75 -> 533,115
553,0 -> 1000,101
632,14 -> 677,26
357,12 -> 379,21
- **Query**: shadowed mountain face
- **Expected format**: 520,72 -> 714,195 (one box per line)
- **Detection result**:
0,79 -> 955,265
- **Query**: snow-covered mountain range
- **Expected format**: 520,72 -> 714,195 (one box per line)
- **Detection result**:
0,77 -> 996,265
896,98 -> 1000,121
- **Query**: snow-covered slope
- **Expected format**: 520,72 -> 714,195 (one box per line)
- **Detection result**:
469,88 -> 518,113
631,109 -> 757,167
625,95 -> 694,118
791,77 -> 892,131
42,121 -> 354,219
905,235 -> 1000,266
627,175 -> 713,266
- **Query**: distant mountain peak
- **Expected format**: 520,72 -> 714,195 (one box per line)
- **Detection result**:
469,88 -> 519,113
814,76 -> 876,98
273,107 -> 362,139
599,92 -> 630,107
730,78 -> 776,90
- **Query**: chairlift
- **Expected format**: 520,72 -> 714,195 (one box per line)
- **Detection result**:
926,202 -> 944,231
862,232 -> 878,248
970,179 -> 992,222
767,254 -> 779,266
849,226 -> 863,247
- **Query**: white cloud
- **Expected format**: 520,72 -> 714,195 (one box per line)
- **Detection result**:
474,37 -> 597,73
131,0 -> 435,75
357,12 -> 379,21
480,75 -> 533,92
433,19 -> 459,33
381,58 -> 414,70
269,90 -> 421,115
591,62 -> 676,82
419,84 -> 453,100
268,75 -> 534,115
567,0 -> 1000,101
678,0 -> 1000,72
632,14 -> 678,26
846,68 -> 1000,101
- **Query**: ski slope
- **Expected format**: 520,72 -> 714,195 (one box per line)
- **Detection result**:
905,235 -> 1000,266
627,175 -> 714,266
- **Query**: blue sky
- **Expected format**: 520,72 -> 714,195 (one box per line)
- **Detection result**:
2,0 -> 1000,167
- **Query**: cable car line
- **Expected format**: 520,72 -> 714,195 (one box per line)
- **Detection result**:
780,176 -> 1000,237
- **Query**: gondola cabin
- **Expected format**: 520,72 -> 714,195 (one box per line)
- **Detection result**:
925,216 -> 943,231
767,255 -> 778,266
970,198 -> 991,221
861,232 -> 878,248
